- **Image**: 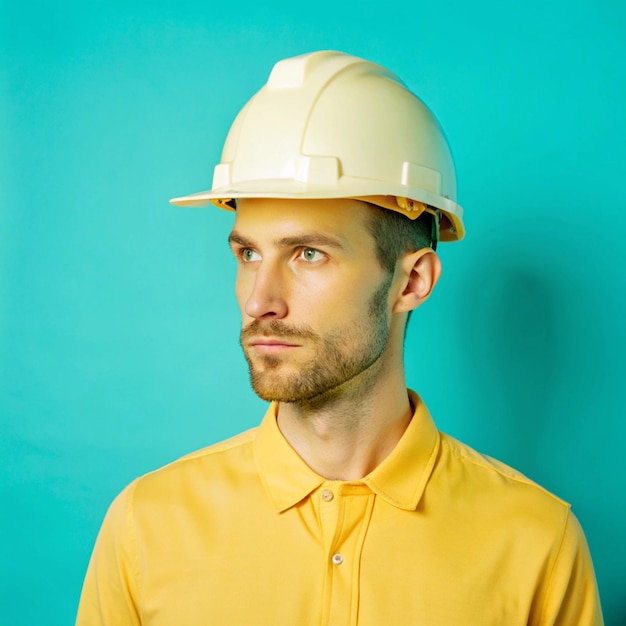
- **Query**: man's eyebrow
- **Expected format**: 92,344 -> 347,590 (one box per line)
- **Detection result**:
228,231 -> 253,247
228,231 -> 345,250
275,234 -> 344,249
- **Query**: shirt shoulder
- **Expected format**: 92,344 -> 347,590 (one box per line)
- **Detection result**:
433,436 -> 603,624
438,431 -> 570,515
128,427 -> 260,503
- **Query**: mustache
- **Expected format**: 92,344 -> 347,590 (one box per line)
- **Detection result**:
240,319 -> 318,342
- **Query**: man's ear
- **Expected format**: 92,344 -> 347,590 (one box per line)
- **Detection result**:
392,249 -> 442,313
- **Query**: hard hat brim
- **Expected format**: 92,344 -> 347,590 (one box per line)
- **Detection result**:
170,180 -> 464,241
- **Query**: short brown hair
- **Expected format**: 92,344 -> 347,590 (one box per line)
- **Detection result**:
364,202 -> 434,274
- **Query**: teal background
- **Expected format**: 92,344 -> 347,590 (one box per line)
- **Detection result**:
1,1 -> 625,624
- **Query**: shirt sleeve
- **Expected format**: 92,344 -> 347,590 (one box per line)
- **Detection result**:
537,510 -> 604,626
75,483 -> 142,626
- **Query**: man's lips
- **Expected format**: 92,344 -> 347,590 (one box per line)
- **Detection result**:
247,337 -> 301,350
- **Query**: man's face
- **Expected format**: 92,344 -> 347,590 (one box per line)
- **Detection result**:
229,198 -> 395,404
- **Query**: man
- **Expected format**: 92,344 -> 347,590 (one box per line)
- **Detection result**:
76,51 -> 603,625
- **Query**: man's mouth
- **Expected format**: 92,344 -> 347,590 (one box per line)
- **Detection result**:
248,338 -> 301,350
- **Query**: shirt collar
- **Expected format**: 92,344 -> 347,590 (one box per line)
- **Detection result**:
254,390 -> 440,513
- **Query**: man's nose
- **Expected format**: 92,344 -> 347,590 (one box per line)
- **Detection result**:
244,262 -> 288,319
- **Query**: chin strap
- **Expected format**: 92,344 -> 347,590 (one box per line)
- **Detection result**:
431,208 -> 440,251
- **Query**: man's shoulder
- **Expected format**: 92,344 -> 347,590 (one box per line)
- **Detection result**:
438,431 -> 570,515
129,427 -> 260,498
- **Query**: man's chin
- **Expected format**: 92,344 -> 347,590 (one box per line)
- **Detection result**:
248,370 -> 342,405
249,377 -> 303,403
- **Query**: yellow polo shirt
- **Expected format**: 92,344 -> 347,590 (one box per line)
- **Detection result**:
76,392 -> 603,625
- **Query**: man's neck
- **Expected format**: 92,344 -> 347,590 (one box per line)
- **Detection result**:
275,365 -> 412,481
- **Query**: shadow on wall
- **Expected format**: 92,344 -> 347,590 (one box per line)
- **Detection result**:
453,209 -> 626,624
456,226 -> 606,479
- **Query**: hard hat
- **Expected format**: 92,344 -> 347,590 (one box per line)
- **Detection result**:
170,50 -> 464,241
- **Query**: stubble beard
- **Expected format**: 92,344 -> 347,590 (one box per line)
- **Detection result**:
240,275 -> 392,405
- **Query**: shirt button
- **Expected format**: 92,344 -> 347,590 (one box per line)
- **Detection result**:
321,489 -> 334,502
332,553 -> 344,565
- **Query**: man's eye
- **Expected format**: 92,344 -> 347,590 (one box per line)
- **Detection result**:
241,248 -> 261,262
300,248 -> 323,262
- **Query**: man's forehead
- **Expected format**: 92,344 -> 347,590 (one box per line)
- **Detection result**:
230,198 -> 375,250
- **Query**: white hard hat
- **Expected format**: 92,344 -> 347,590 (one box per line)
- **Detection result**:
171,50 -> 464,241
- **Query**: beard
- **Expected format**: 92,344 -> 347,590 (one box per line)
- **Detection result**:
239,275 -> 392,404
